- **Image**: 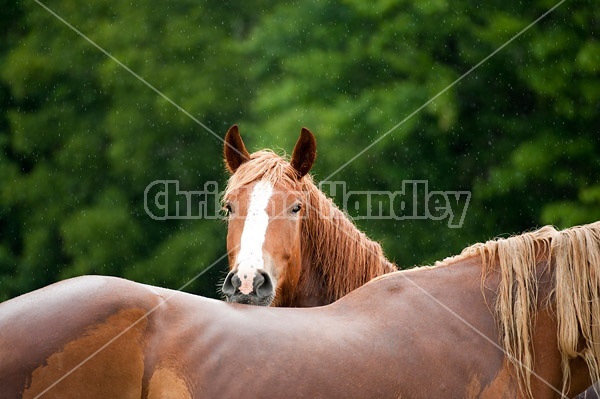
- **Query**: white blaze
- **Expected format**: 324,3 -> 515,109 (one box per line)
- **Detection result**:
236,180 -> 273,294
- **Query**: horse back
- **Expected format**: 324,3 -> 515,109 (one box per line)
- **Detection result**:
0,275 -> 161,399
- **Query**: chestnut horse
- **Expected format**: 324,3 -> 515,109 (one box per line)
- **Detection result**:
2,222 -> 600,398
221,125 -> 396,306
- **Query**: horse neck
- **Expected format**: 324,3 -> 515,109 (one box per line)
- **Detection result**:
291,185 -> 397,307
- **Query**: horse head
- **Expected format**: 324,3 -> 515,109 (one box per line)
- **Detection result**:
221,125 -> 316,306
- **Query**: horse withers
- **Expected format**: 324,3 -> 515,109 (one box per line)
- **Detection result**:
221,125 -> 396,307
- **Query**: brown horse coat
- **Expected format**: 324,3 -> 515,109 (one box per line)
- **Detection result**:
222,125 -> 396,307
2,264 -> 505,398
2,222 -> 599,398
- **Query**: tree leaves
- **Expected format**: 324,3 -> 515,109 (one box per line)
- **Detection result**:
0,0 -> 598,300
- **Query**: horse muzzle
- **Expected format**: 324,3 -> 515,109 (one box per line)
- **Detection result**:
222,269 -> 274,306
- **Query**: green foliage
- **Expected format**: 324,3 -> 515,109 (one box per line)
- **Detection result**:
0,0 -> 598,300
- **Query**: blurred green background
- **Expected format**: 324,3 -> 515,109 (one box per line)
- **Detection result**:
1,0 -> 598,301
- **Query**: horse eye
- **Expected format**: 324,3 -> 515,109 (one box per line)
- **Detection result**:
223,202 -> 233,215
291,203 -> 302,214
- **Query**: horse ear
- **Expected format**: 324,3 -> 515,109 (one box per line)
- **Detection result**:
290,127 -> 317,179
224,124 -> 251,174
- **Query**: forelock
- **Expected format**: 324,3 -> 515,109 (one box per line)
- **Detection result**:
224,150 -> 303,200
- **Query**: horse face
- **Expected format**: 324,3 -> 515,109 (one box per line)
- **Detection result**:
222,180 -> 305,306
222,125 -> 316,306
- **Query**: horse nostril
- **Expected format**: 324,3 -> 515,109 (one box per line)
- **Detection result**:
222,271 -> 241,296
254,271 -> 273,298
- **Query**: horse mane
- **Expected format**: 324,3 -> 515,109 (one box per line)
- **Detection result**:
301,175 -> 397,302
224,150 -> 397,304
442,222 -> 600,398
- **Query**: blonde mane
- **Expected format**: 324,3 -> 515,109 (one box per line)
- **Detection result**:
448,222 -> 600,398
224,150 -> 396,304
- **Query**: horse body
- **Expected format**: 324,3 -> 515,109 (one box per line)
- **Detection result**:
2,268 -> 508,399
3,222 -> 600,398
0,267 -> 543,398
182,258 -> 506,398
